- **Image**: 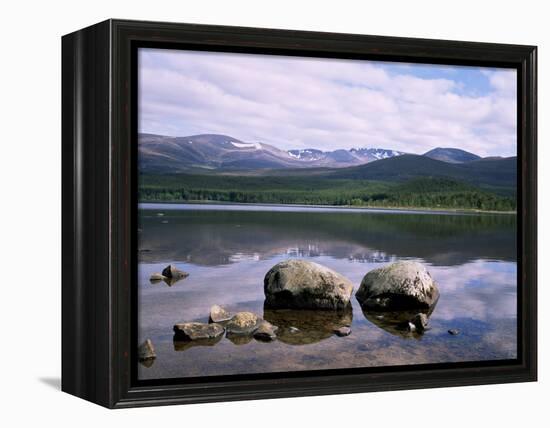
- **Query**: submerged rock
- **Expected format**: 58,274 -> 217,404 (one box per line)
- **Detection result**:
264,259 -> 354,310
225,312 -> 262,334
209,305 -> 233,323
138,339 -> 156,362
334,326 -> 352,337
162,264 -> 189,280
356,261 -> 439,310
253,321 -> 279,342
149,273 -> 166,282
173,322 -> 225,341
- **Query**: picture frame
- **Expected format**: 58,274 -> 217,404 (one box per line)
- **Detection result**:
61,19 -> 537,408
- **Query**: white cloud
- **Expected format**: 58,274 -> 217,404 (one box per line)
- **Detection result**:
139,49 -> 517,157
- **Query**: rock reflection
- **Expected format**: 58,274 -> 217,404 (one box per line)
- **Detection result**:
360,304 -> 437,339
138,358 -> 155,368
173,334 -> 223,351
226,333 -> 254,345
263,307 -> 353,345
150,276 -> 184,287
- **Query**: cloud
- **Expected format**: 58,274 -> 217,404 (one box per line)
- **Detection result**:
138,49 -> 517,157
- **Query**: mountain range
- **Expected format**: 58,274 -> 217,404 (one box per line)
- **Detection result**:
138,133 -> 504,173
138,133 -> 515,194
138,133 -> 411,172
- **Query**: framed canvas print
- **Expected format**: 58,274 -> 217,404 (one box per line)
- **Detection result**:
61,19 -> 537,408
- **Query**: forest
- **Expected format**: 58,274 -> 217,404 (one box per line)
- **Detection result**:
138,173 -> 516,212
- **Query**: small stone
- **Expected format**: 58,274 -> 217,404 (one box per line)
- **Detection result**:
289,327 -> 300,333
173,322 -> 225,341
138,339 -> 156,361
209,305 -> 233,323
253,321 -> 278,342
162,264 -> 189,279
407,322 -> 416,332
149,273 -> 166,282
334,326 -> 352,337
412,313 -> 429,332
448,329 -> 460,336
225,312 -> 262,334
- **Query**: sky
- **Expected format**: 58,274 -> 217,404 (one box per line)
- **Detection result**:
138,48 -> 517,157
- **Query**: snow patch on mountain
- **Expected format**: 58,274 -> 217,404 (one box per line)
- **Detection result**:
231,141 -> 262,150
287,149 -> 324,161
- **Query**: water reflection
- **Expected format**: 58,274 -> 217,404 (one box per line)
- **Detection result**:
263,307 -> 353,345
173,334 -> 223,351
138,207 -> 516,267
361,305 -> 437,339
150,276 -> 185,287
137,205 -> 517,379
226,333 -> 254,346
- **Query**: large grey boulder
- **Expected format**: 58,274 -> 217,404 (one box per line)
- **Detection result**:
264,260 -> 354,309
356,261 -> 439,310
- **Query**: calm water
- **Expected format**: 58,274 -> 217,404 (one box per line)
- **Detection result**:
137,203 -> 517,380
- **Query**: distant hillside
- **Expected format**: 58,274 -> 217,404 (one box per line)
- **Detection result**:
424,147 -> 481,163
328,154 -> 516,195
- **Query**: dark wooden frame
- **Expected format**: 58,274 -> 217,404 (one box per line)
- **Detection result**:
62,19 -> 537,408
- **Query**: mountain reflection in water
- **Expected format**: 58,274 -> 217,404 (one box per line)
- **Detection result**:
137,204 -> 517,379
138,207 -> 516,267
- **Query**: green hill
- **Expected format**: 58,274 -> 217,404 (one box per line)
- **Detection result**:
328,154 -> 516,196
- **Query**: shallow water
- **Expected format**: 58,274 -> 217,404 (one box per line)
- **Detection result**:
137,204 -> 517,380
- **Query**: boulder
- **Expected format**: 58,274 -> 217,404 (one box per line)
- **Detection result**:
253,321 -> 278,342
264,260 -> 354,310
162,264 -> 189,279
225,312 -> 262,334
209,305 -> 233,323
356,261 -> 439,310
138,339 -> 156,361
173,322 -> 225,341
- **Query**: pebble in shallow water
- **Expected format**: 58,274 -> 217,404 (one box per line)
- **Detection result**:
334,326 -> 352,337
